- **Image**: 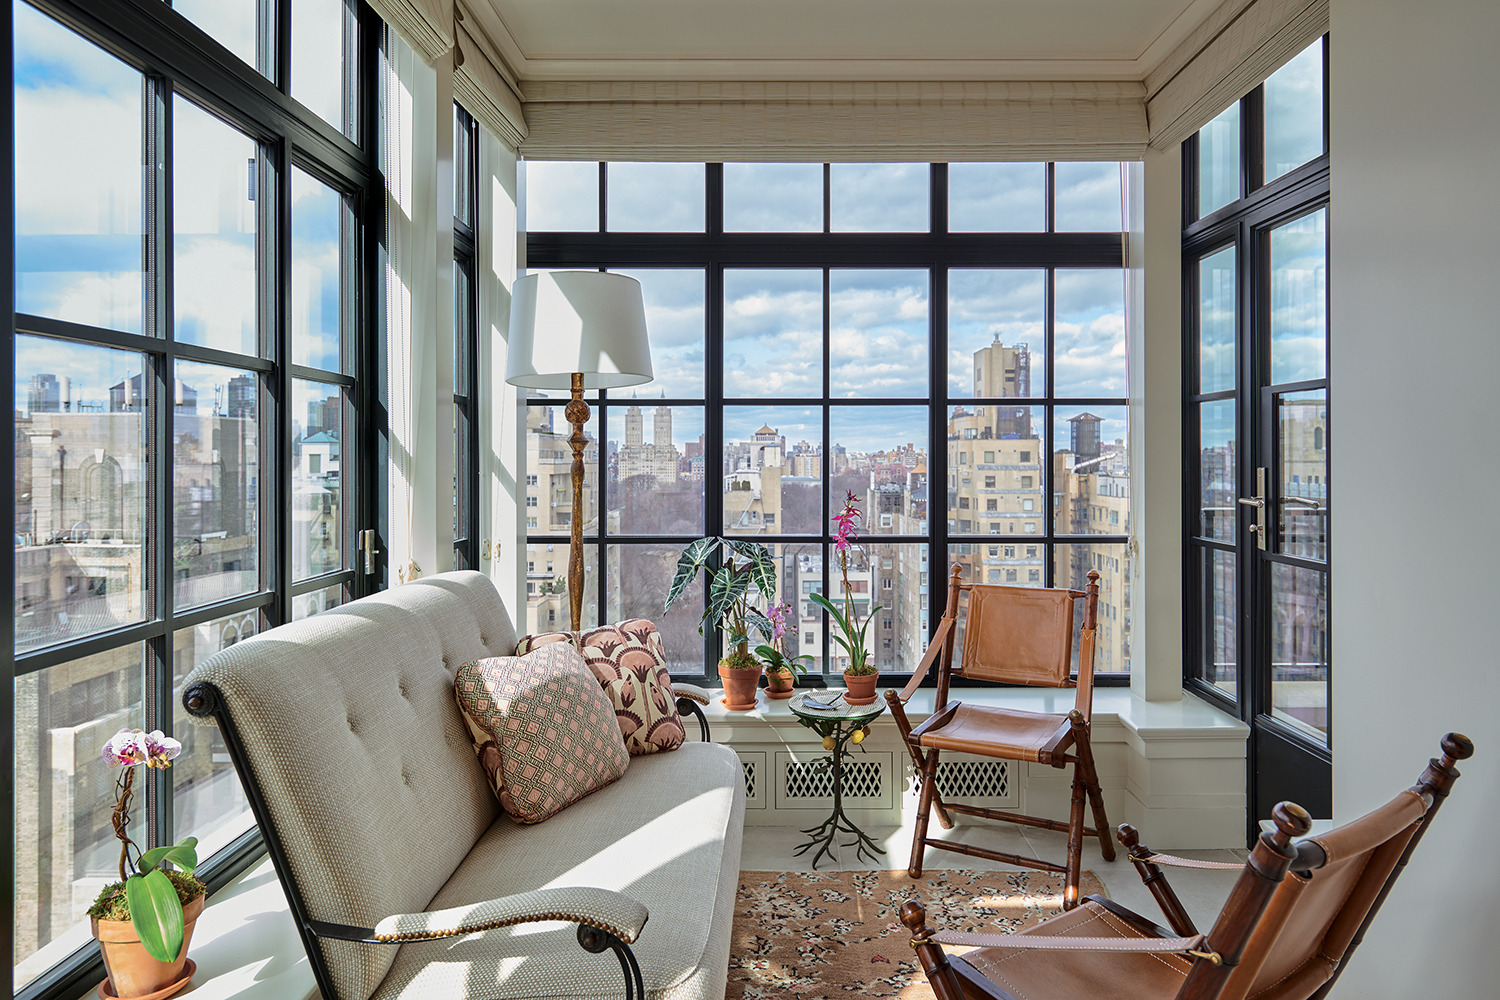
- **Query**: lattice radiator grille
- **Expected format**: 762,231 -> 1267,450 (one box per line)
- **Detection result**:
925,759 -> 1011,799
742,759 -> 757,800
784,759 -> 884,800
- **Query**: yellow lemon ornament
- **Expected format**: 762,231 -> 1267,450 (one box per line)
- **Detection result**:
850,727 -> 867,745
822,735 -> 836,751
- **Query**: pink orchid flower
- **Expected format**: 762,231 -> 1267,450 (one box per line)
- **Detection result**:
102,728 -> 183,769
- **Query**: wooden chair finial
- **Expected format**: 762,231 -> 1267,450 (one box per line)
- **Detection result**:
1117,823 -> 1141,853
1440,732 -> 1474,766
1269,802 -> 1313,849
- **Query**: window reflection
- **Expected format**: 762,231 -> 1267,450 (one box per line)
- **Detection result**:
14,337 -> 147,652
291,167 -> 349,372
1199,103 -> 1241,216
172,362 -> 260,609
1199,247 -> 1236,393
175,0 -> 268,77
1269,208 -> 1327,385
14,2 -> 144,333
174,98 -> 260,356
291,0 -> 356,137
13,646 -> 144,989
1264,40 -> 1324,182
292,380 -> 342,579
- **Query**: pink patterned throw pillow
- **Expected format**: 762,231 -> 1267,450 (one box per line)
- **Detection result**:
516,620 -> 686,756
453,643 -> 629,824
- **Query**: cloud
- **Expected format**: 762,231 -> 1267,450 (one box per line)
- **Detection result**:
1055,163 -> 1123,232
949,163 -> 1046,232
724,270 -> 823,397
948,269 -> 1046,397
724,164 -> 822,232
523,160 -> 598,232
606,163 -> 705,232
830,164 -> 928,232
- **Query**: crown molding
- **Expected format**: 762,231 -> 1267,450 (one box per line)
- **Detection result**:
469,0 -> 1228,85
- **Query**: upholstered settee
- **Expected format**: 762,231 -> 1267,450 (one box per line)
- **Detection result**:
182,571 -> 745,1000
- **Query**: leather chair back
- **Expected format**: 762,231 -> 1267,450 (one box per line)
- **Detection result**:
957,584 -> 1079,687
1217,789 -> 1429,1000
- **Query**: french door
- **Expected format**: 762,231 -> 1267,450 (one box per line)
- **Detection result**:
1187,185 -> 1331,834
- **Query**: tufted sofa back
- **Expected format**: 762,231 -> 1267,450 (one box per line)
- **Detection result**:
183,571 -> 518,1000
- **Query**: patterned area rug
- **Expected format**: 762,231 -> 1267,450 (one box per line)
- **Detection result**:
728,868 -> 1106,999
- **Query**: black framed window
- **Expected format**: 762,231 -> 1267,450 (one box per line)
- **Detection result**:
1183,33 -> 1331,812
524,160 -> 1132,681
452,103 -> 478,568
10,0 -> 378,993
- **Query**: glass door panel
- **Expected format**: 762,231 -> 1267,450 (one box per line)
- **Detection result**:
1277,390 -> 1327,558
1269,563 -> 1328,743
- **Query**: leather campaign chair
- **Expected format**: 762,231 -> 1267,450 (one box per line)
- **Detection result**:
901,732 -> 1474,1000
886,564 -> 1113,909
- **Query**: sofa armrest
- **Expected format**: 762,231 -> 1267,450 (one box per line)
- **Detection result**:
671,683 -> 711,705
365,886 -> 649,945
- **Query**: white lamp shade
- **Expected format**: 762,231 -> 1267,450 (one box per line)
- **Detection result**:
505,270 -> 654,390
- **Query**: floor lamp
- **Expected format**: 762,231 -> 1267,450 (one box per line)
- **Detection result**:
506,270 -> 653,632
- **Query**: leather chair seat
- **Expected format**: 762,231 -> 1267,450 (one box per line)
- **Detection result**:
918,703 -> 1072,763
956,900 -> 1190,1000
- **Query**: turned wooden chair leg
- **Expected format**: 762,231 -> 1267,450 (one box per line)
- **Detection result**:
1064,766 -> 1087,910
887,692 -> 954,831
911,745 -> 942,878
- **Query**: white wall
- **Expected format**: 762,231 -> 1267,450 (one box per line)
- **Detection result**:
1329,0 -> 1500,993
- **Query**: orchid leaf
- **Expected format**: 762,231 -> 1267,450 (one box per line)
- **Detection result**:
666,537 -> 720,612
138,837 -> 198,875
126,869 -> 186,964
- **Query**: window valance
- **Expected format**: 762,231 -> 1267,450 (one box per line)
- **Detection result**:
1146,0 -> 1329,149
516,80 -> 1149,163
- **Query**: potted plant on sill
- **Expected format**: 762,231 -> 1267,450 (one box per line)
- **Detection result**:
810,492 -> 883,705
756,601 -> 814,699
88,729 -> 206,1000
666,536 -> 777,709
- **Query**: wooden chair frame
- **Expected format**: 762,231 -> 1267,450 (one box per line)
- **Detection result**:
901,733 -> 1474,1000
885,564 -> 1114,910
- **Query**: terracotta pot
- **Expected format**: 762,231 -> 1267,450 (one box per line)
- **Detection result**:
843,670 -> 880,706
93,893 -> 203,999
764,666 -> 796,699
719,661 -> 762,710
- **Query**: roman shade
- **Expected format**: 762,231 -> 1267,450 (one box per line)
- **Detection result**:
517,80 -> 1150,163
366,0 -> 450,64
1146,0 -> 1329,149
454,14 -> 528,148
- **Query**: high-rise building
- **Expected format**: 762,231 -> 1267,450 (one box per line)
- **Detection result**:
973,335 -> 1031,397
617,405 -> 680,485
26,374 -> 61,413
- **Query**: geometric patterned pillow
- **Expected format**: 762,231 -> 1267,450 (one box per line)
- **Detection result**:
452,643 -> 629,824
515,619 -> 686,756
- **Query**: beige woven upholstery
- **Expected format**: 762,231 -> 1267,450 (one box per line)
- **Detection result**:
372,886 -> 650,944
671,683 -> 712,705
184,572 -> 745,1000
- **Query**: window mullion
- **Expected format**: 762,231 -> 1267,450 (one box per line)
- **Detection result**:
143,72 -> 175,847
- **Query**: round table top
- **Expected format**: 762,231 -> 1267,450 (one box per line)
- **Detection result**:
787,690 -> 887,724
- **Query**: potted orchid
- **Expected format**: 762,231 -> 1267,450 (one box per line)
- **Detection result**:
809,491 -> 883,704
755,601 -> 814,699
87,729 -> 206,999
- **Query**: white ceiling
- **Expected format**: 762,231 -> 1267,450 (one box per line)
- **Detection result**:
469,0 -> 1224,82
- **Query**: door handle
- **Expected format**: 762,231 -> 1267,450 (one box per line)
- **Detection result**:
359,529 -> 380,575
1238,468 -> 1268,551
1282,495 -> 1322,510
